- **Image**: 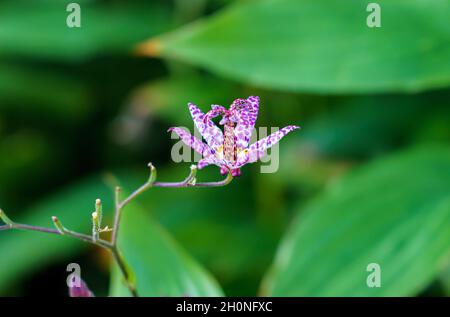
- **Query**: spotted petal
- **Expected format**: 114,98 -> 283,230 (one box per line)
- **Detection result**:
247,125 -> 299,163
168,127 -> 213,157
188,103 -> 224,152
234,96 -> 260,149
197,157 -> 222,170
69,279 -> 94,297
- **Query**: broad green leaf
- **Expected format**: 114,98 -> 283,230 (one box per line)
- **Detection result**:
142,0 -> 450,93
263,145 -> 450,296
0,167 -> 224,297
109,200 -> 224,297
0,0 -> 170,62
440,263 -> 450,295
133,166 -> 278,296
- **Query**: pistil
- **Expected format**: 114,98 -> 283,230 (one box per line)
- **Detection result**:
223,122 -> 236,163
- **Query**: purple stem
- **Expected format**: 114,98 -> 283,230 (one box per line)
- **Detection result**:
153,173 -> 233,188
0,222 -> 111,249
0,223 -> 60,235
0,225 -> 11,231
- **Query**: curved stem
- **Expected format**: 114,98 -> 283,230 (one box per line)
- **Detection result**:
0,222 -> 112,250
111,163 -> 158,246
111,247 -> 138,297
152,172 -> 233,188
107,166 -> 233,296
185,172 -> 234,187
0,224 -> 12,231
0,164 -> 233,298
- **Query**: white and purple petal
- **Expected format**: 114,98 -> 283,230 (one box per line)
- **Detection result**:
170,97 -> 300,176
168,127 -> 213,157
247,125 -> 300,162
188,103 -> 224,152
197,157 -> 218,170
234,96 -> 259,149
234,151 -> 250,168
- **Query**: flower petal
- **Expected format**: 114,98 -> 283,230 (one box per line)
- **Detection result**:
168,127 -> 212,157
188,103 -> 224,152
234,150 -> 250,168
234,96 -> 260,149
69,279 -> 94,297
198,157 -> 220,169
247,125 -> 300,162
206,104 -> 227,120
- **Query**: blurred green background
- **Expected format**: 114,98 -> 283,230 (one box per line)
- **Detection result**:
0,0 -> 449,297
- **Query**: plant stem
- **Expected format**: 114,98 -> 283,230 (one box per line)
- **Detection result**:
0,225 -> 10,231
153,172 -> 233,188
111,247 -> 138,297
0,165 -> 233,297
0,222 -> 111,250
108,166 -> 233,296
111,186 -> 123,248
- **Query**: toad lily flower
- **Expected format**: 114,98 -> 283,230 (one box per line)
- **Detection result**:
168,96 -> 299,177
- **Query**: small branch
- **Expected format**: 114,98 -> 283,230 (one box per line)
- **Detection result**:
106,164 -> 233,296
52,216 -> 112,249
153,172 -> 233,188
0,217 -> 111,250
16,222 -> 61,235
111,186 -> 121,247
0,208 -> 13,225
111,248 -> 138,297
0,163 -> 233,298
0,225 -> 11,231
118,163 -> 158,210
111,163 -> 157,247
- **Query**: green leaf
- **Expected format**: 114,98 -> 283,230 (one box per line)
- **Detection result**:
144,0 -> 450,93
0,0 -> 170,62
440,263 -> 450,295
109,200 -> 224,296
263,145 -> 450,296
132,167 -> 278,296
105,167 -> 276,296
0,169 -> 224,296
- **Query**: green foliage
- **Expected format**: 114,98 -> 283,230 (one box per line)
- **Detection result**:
263,145 -> 450,296
0,176 -> 112,292
0,0 -> 170,62
0,0 -> 449,297
151,0 -> 450,93
133,166 -> 279,295
0,172 -> 224,297
109,200 -> 224,296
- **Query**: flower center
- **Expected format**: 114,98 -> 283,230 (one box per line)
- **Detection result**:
223,122 -> 236,163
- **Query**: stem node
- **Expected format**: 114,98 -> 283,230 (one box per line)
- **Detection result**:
52,216 -> 65,235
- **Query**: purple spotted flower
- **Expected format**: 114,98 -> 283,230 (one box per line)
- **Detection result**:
169,96 -> 299,177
